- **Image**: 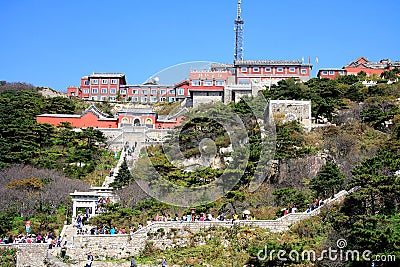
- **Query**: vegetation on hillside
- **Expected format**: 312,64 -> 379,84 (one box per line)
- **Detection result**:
0,247 -> 16,266
102,75 -> 400,266
1,75 -> 400,266
0,86 -> 115,237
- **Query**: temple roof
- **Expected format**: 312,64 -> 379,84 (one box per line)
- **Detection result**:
37,105 -> 115,120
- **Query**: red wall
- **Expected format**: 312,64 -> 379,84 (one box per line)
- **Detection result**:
37,112 -> 118,128
344,67 -> 384,76
155,116 -> 184,129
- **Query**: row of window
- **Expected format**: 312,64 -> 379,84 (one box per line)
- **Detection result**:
88,79 -> 118,85
240,67 -> 308,74
191,80 -> 226,86
89,96 -> 176,103
321,70 -> 345,75
83,88 -> 185,95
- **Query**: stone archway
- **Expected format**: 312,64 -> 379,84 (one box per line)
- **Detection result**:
133,118 -> 141,126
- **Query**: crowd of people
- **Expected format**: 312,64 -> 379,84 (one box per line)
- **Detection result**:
150,211 -> 256,224
75,223 -> 144,236
0,232 -> 68,249
306,198 -> 324,213
281,198 -> 325,216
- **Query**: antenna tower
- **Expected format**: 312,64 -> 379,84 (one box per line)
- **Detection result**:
234,0 -> 244,61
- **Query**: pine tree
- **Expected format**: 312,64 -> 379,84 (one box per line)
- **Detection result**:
111,159 -> 132,188
310,161 -> 345,199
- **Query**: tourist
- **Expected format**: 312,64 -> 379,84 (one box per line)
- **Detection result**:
56,236 -> 61,247
291,206 -> 297,213
130,256 -> 137,267
110,227 -> 116,235
62,235 -> 67,247
283,208 -> 289,216
86,252 -> 94,267
76,215 -> 82,229
162,257 -> 167,267
306,205 -> 311,213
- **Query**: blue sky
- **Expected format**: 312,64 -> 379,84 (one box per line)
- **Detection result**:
0,0 -> 399,92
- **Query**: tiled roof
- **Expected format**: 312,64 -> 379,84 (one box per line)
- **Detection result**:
117,108 -> 155,114
121,84 -> 174,88
189,88 -> 224,91
318,68 -> 345,71
211,63 -> 235,68
37,105 -> 115,120
89,73 -> 125,78
234,60 -> 312,67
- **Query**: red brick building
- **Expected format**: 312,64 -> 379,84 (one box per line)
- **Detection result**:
120,82 -> 177,104
317,57 -> 400,80
183,60 -> 313,105
36,105 -> 184,129
67,73 -> 127,101
344,57 -> 400,76
233,60 -> 312,84
317,68 -> 347,79
67,73 -> 181,104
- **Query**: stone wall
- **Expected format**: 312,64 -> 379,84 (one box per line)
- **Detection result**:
0,243 -> 48,267
65,234 -> 145,261
267,100 -> 312,130
192,93 -> 223,108
8,188 -> 355,265
64,189 -> 351,261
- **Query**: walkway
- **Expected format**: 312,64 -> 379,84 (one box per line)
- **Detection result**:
130,187 -> 358,236
4,187 -> 358,266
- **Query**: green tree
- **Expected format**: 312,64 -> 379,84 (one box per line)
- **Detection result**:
360,98 -> 399,132
310,161 -> 345,199
111,159 -> 133,188
326,149 -> 400,261
272,188 -> 310,210
275,120 -> 314,159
